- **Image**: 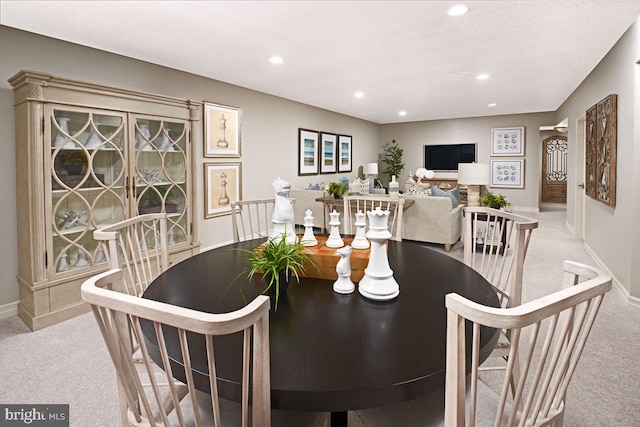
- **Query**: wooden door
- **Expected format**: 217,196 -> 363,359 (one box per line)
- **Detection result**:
541,135 -> 568,203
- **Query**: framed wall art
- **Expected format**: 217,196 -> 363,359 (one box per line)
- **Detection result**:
491,126 -> 525,156
298,128 -> 319,175
491,159 -> 524,188
320,132 -> 337,174
338,134 -> 352,172
204,102 -> 241,157
204,162 -> 241,218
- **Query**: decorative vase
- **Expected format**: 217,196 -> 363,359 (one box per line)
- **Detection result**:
85,122 -> 102,148
136,120 -> 151,150
53,117 -> 71,148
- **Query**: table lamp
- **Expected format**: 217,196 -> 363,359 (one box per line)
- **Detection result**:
457,163 -> 490,207
364,162 -> 378,194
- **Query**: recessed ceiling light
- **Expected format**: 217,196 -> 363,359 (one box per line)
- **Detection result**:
354,92 -> 365,98
269,56 -> 284,64
398,111 -> 407,116
476,74 -> 490,80
488,103 -> 497,107
447,4 -> 469,16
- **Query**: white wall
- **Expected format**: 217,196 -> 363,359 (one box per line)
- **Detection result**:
378,112 -> 556,210
557,17 -> 640,300
0,26 -> 379,308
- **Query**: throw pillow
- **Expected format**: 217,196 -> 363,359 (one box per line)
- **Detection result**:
431,186 -> 460,208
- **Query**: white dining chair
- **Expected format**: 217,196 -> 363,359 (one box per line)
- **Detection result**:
94,213 -> 169,296
352,261 -> 612,427
342,196 -> 406,241
82,269 -> 328,426
230,198 -> 297,243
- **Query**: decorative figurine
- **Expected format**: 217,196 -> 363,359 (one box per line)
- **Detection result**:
333,245 -> 355,294
358,207 -> 399,301
95,245 -> 106,263
325,209 -> 344,248
269,177 -> 298,244
75,248 -> 89,267
56,210 -> 88,230
301,209 -> 318,246
351,209 -> 370,249
57,252 -> 70,272
53,117 -> 71,148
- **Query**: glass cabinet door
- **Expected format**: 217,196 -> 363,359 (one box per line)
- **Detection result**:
47,105 -> 127,274
133,116 -> 189,247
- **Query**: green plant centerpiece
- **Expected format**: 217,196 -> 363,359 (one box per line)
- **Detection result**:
381,139 -> 405,184
481,191 -> 508,209
236,235 -> 317,309
326,182 -> 346,199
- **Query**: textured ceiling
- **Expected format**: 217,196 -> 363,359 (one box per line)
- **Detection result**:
2,1 -> 639,124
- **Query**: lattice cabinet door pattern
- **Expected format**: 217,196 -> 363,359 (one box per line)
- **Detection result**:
10,70 -> 201,330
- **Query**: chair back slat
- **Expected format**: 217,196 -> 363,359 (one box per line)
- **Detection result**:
94,213 -> 169,296
343,196 -> 405,241
82,269 -> 271,427
445,261 -> 611,427
231,198 -> 297,242
464,207 -> 538,308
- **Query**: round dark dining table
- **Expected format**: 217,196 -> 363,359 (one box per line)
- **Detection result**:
142,238 -> 500,424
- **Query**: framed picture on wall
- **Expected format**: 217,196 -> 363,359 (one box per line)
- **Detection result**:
320,132 -> 338,174
338,134 -> 352,172
204,162 -> 242,218
491,126 -> 525,156
491,159 -> 524,188
204,102 -> 241,157
298,128 -> 319,175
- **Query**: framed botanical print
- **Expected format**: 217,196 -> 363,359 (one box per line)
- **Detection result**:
338,134 -> 352,172
204,102 -> 241,157
204,162 -> 241,218
298,128 -> 319,175
491,127 -> 525,156
491,159 -> 524,188
320,132 -> 337,174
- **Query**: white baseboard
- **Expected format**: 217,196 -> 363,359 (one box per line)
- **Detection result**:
583,243 -> 637,309
0,301 -> 19,320
565,221 -> 575,236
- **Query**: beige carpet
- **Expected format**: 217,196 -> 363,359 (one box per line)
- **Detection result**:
1,209 -> 638,426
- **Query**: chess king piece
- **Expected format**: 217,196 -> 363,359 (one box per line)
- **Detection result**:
218,171 -> 230,206
351,209 -> 370,249
325,209 -> 345,248
301,209 -> 318,246
269,177 -> 298,244
358,207 -> 399,301
333,245 -> 355,294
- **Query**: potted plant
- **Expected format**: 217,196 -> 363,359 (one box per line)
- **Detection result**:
481,191 -> 508,210
55,150 -> 88,175
381,139 -> 405,184
327,182 -> 346,199
235,235 -> 317,309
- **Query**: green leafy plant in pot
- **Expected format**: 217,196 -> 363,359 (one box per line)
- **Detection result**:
326,182 -> 346,199
235,235 -> 317,310
481,191 -> 509,209
381,139 -> 405,184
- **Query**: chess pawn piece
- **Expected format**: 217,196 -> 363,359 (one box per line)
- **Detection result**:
75,248 -> 89,267
325,210 -> 344,248
351,209 -> 370,249
358,207 -> 399,301
57,252 -> 70,272
301,209 -> 318,246
333,245 -> 355,294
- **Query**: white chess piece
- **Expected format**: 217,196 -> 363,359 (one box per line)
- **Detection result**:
269,177 -> 298,244
351,209 -> 370,249
358,207 -> 399,301
301,209 -> 318,246
325,210 -> 344,248
333,245 -> 355,294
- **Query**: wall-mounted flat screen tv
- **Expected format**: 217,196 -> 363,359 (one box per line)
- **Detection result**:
424,143 -> 477,171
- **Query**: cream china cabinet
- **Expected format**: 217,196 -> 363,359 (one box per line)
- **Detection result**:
10,70 -> 200,330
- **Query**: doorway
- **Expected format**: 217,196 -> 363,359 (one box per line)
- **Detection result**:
541,135 -> 568,203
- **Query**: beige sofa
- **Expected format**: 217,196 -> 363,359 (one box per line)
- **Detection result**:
289,189 -> 463,251
401,195 -> 463,251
